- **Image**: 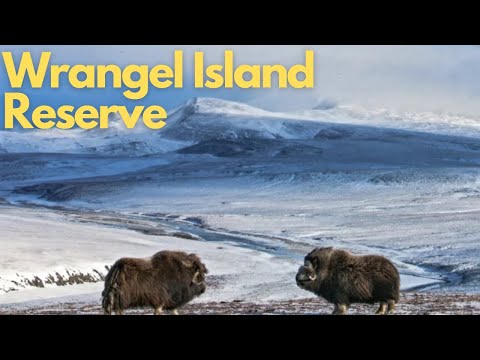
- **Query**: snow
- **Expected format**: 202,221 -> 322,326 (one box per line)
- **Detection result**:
0,205 -> 313,304
0,203 -> 440,306
0,283 -> 103,307
0,122 -> 191,156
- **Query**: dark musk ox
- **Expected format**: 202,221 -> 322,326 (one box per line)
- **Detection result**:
102,250 -> 208,315
296,247 -> 400,315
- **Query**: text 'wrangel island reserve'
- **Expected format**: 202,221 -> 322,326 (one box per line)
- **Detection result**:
2,50 -> 314,130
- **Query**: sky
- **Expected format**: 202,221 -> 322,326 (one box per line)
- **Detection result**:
1,45 -> 480,129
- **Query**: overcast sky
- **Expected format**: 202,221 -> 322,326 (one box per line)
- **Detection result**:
1,45 -> 480,127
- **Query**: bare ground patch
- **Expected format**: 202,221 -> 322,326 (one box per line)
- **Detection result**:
1,293 -> 479,315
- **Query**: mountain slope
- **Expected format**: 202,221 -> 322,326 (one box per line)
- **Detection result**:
1,97 -> 480,156
161,97 -> 323,142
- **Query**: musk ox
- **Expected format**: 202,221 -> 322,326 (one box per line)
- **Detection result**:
102,250 -> 208,315
296,247 -> 400,315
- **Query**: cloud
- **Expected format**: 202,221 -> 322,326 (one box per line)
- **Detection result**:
248,45 -> 480,114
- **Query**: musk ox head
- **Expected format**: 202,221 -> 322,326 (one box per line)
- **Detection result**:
181,253 -> 209,295
296,247 -> 334,292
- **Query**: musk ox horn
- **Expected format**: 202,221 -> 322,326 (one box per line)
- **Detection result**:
192,271 -> 204,285
308,272 -> 316,281
181,260 -> 194,268
305,260 -> 314,269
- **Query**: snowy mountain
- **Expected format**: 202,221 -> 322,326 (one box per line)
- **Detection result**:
2,97 -> 480,156
164,97 -> 480,141
161,97 -> 323,142
0,111 -> 189,156
299,103 -> 480,139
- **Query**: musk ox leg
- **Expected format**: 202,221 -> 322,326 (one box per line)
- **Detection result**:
171,309 -> 179,315
387,300 -> 396,314
154,306 -> 164,315
104,296 -> 112,315
375,302 -> 388,315
115,309 -> 124,315
332,304 -> 339,315
332,304 -> 348,315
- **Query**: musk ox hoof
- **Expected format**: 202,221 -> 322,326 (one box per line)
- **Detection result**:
332,304 -> 348,315
154,307 -> 164,315
376,300 -> 397,315
375,303 -> 388,315
154,308 -> 179,315
387,300 -> 396,314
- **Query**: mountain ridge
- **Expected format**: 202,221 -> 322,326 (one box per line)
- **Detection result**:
1,97 -> 480,156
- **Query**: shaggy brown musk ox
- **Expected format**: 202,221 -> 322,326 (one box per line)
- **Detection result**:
296,247 -> 400,315
102,250 -> 208,315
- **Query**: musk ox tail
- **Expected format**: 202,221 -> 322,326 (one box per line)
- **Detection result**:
102,262 -> 122,315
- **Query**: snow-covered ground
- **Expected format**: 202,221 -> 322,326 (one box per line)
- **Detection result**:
1,97 -> 480,309
0,203 -> 440,307
0,204 -> 314,305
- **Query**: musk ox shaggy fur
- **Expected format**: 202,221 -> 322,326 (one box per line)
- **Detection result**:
102,250 -> 208,315
296,247 -> 400,315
